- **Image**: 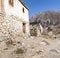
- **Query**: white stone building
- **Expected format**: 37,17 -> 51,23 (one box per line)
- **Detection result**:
0,0 -> 30,36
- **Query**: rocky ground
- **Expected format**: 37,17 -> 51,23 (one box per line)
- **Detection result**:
0,35 -> 60,58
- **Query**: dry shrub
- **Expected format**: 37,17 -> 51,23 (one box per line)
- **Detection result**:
15,48 -> 25,54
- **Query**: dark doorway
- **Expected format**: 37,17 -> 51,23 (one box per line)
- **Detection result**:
22,23 -> 26,33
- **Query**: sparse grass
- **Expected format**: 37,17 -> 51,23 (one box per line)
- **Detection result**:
36,50 -> 43,54
47,27 -> 52,32
6,39 -> 13,47
56,31 -> 60,34
3,48 -> 8,50
15,48 -> 25,54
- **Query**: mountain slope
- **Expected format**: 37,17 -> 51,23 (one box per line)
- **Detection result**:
30,11 -> 60,28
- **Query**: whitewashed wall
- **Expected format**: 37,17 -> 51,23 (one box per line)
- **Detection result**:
4,0 -> 29,22
3,0 -> 29,35
0,0 -> 1,13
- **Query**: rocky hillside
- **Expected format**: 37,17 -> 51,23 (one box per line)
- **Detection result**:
30,11 -> 60,28
0,12 -> 60,58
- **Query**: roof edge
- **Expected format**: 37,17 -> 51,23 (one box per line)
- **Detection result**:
18,0 -> 29,10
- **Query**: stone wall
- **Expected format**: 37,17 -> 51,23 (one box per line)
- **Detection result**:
0,13 -> 29,41
30,24 -> 43,36
30,25 -> 37,36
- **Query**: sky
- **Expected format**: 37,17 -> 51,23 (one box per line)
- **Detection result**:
23,0 -> 60,18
